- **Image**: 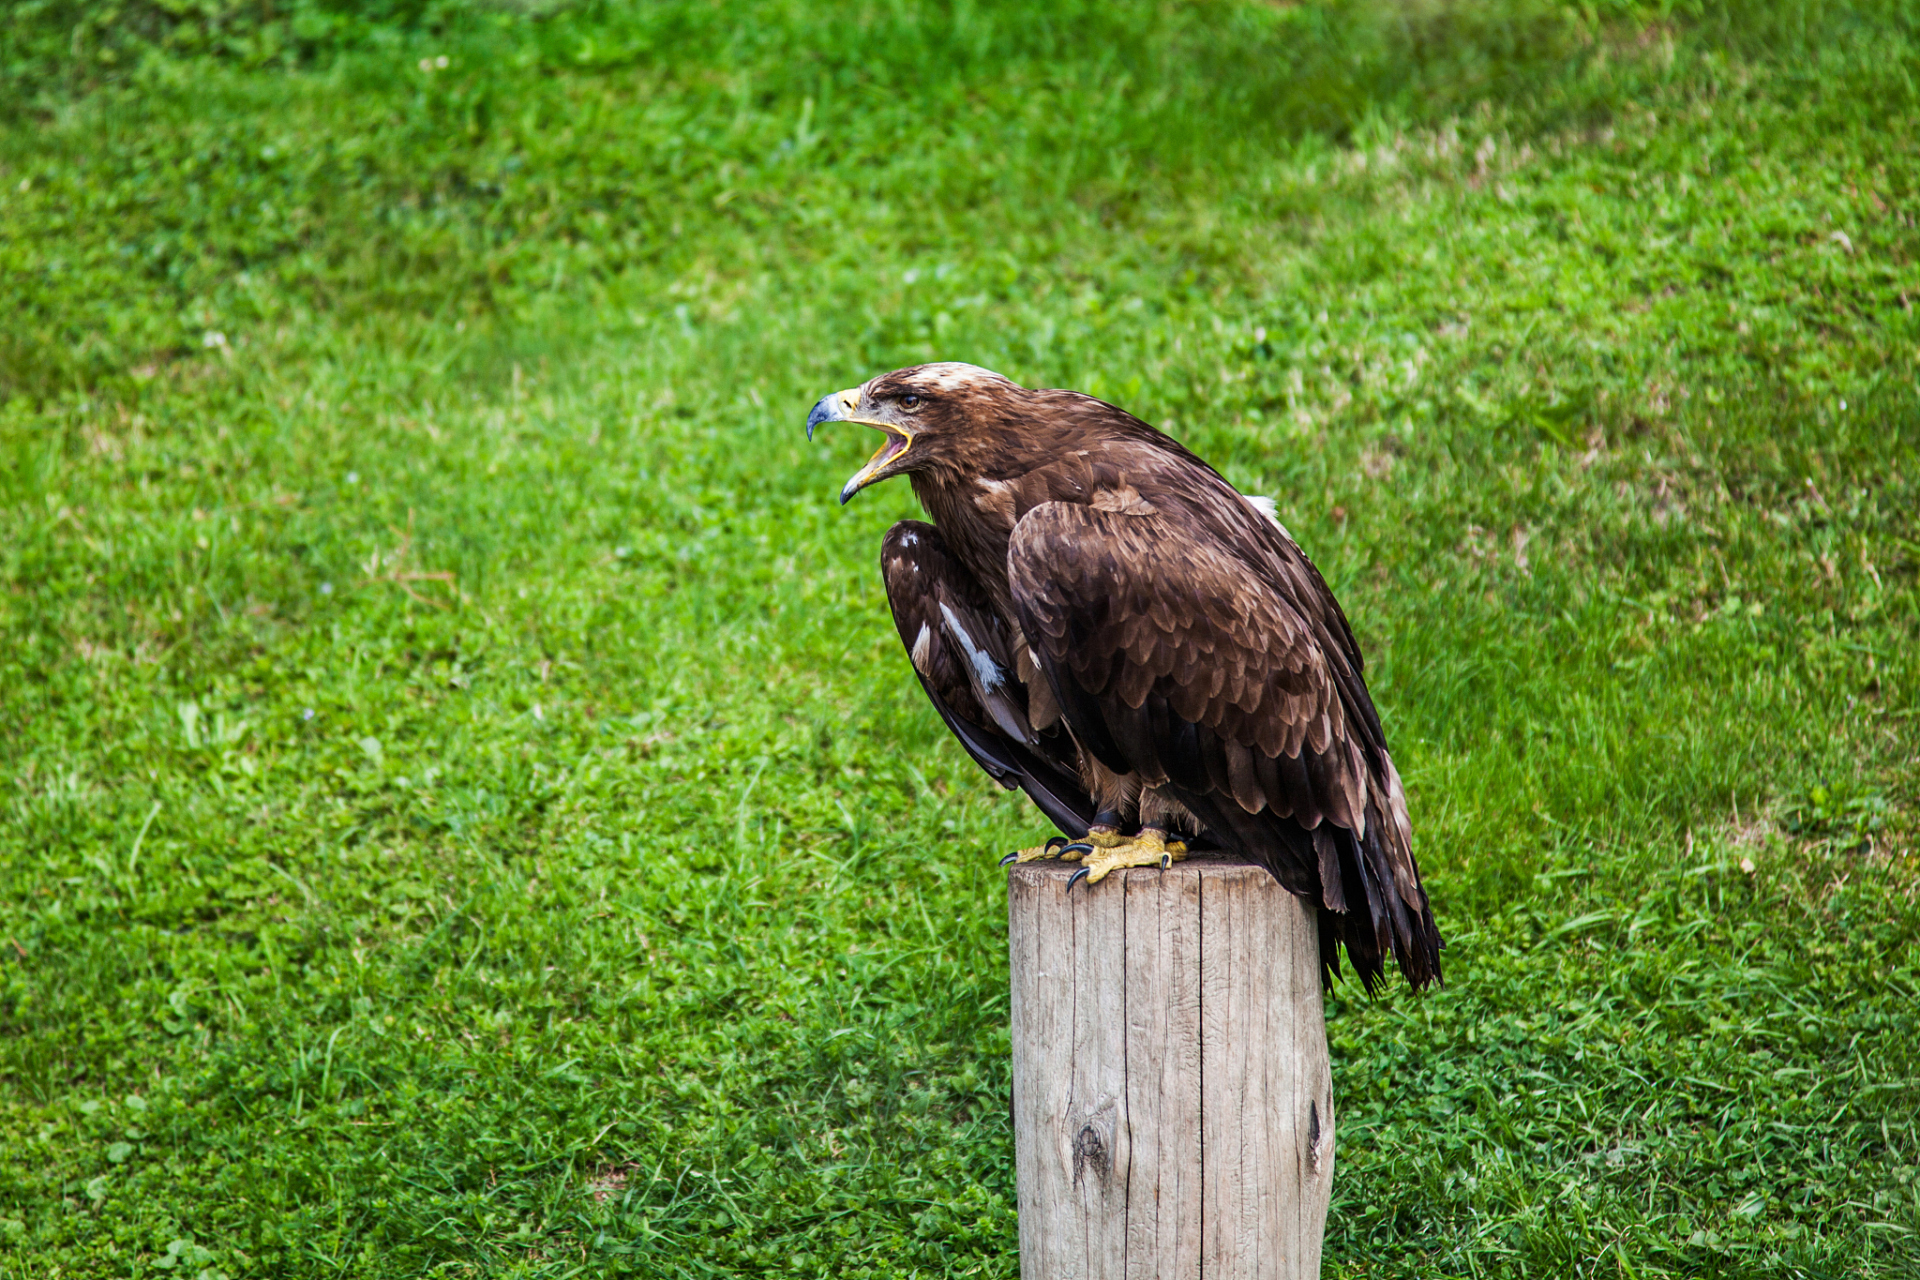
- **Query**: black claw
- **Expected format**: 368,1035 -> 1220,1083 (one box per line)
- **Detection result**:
1066,867 -> 1090,890
1062,842 -> 1095,857
1044,836 -> 1068,853
1000,850 -> 1020,867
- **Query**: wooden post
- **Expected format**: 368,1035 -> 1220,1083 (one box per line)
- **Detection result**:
1007,853 -> 1334,1279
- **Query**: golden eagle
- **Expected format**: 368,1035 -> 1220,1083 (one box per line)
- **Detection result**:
808,363 -> 1441,989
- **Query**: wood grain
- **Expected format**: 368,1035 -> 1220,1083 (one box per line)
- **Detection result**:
1008,854 -> 1332,1279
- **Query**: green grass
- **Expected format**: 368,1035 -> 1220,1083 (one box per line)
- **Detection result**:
2,1 -> 1918,1275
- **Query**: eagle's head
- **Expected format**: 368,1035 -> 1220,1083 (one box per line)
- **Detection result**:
806,362 -> 1019,504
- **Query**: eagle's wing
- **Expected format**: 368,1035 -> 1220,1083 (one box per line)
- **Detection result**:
881,521 -> 1095,838
1008,500 -> 1442,989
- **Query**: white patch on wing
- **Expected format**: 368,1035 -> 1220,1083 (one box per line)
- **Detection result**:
938,603 -> 1003,691
1244,493 -> 1294,541
973,476 -> 1016,518
910,623 -> 934,674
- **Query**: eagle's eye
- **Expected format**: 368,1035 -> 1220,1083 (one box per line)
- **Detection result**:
901,393 -> 922,410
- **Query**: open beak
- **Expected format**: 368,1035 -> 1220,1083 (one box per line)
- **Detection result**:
806,387 -> 915,505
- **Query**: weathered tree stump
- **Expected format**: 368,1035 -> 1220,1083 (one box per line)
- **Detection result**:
1007,853 -> 1334,1280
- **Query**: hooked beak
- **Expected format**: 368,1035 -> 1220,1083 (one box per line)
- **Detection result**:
806,386 -> 914,505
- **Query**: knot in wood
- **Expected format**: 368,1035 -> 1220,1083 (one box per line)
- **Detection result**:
1068,1097 -> 1118,1188
1072,1122 -> 1111,1186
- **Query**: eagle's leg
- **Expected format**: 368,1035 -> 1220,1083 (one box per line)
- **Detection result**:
1003,810 -> 1126,865
1066,827 -> 1190,887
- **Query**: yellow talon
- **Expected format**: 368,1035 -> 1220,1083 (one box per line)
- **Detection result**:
1006,836 -> 1076,864
1006,823 -> 1126,865
1077,828 -> 1189,885
1008,826 -> 1189,877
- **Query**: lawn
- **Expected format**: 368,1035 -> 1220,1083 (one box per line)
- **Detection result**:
2,1 -> 1918,1276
